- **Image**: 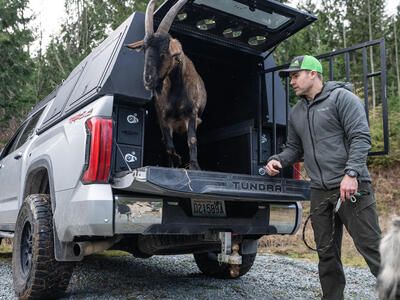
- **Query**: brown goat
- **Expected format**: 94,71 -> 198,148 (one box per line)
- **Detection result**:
127,0 -> 206,170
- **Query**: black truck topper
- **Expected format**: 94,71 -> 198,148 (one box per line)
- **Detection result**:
36,0 -> 315,133
155,0 -> 316,55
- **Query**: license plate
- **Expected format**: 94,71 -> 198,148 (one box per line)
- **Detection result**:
191,199 -> 226,217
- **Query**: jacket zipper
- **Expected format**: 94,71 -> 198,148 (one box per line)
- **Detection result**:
307,106 -> 328,190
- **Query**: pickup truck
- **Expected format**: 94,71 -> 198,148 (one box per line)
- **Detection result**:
0,0 -> 388,299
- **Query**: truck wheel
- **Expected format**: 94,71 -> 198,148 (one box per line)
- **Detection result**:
193,251 -> 256,279
12,194 -> 74,299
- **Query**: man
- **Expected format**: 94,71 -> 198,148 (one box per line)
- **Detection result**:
265,55 -> 381,300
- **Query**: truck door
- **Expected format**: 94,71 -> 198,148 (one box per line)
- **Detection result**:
0,124 -> 27,230
0,109 -> 45,230
263,39 -> 389,160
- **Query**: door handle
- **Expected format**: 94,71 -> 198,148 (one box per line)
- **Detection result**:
0,164 -> 4,169
14,152 -> 23,160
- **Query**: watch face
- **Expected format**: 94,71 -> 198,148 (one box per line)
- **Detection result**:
347,170 -> 357,177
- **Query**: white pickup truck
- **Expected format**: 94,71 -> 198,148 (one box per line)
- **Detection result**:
4,0 -> 379,298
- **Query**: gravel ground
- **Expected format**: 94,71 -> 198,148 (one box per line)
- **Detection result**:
0,252 -> 378,300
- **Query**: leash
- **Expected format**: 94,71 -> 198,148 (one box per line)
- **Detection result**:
302,191 -> 368,252
302,193 -> 342,252
290,163 -> 370,253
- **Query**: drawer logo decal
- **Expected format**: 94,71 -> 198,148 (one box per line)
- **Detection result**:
127,114 -> 139,124
125,152 -> 138,163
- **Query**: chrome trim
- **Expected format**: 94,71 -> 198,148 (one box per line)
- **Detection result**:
269,203 -> 298,234
293,202 -> 303,234
114,195 -> 162,233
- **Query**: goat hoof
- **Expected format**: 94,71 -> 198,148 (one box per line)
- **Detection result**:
189,161 -> 201,170
171,153 -> 182,168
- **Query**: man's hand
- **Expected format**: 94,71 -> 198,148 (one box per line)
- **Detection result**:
265,160 -> 282,176
340,175 -> 358,201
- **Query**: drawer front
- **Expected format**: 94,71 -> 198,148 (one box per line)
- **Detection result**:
115,145 -> 143,172
117,107 -> 144,146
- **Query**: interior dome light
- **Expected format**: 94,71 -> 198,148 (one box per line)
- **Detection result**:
196,19 -> 216,31
176,12 -> 187,21
223,28 -> 242,38
248,36 -> 266,46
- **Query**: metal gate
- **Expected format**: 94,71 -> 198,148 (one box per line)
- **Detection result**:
262,38 -> 389,159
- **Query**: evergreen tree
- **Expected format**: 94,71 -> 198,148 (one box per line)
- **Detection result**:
0,0 -> 34,122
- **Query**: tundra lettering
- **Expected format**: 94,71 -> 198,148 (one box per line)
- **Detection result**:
232,181 -> 282,192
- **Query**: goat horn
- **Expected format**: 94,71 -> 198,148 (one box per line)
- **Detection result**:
156,0 -> 188,34
145,0 -> 157,36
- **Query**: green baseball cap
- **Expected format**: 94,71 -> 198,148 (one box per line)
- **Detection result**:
279,55 -> 323,77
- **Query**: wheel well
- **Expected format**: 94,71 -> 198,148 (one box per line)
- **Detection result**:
24,167 -> 50,198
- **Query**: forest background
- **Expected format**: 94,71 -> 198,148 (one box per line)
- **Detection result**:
0,0 -> 400,264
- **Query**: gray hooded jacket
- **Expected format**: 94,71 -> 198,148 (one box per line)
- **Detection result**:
269,81 -> 371,190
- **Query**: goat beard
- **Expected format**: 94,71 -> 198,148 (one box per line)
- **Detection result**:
377,217 -> 400,300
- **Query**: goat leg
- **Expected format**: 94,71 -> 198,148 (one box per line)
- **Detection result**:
187,116 -> 200,170
161,125 -> 181,168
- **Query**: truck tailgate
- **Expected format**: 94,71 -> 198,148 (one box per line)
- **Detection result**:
112,167 -> 310,202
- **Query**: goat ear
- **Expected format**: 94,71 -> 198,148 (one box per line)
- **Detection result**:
169,39 -> 182,57
126,40 -> 144,51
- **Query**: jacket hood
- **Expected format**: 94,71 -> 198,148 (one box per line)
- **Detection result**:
315,81 -> 353,102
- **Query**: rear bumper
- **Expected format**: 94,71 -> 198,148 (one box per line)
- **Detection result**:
114,194 -> 302,235
112,167 -> 308,235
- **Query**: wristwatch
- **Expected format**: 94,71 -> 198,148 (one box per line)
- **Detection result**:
345,169 -> 358,178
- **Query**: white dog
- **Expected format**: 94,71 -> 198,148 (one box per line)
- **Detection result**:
377,217 -> 400,300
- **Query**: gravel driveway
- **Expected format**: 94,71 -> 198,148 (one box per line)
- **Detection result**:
0,252 -> 378,299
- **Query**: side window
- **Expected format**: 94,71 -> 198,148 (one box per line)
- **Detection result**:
0,108 -> 46,160
14,109 -> 45,150
0,125 -> 26,159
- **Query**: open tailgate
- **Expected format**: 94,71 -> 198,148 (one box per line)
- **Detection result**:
112,166 -> 310,202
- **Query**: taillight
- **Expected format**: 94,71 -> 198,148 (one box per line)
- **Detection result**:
293,162 -> 302,180
82,117 -> 113,184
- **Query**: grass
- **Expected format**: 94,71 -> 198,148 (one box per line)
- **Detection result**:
0,239 -> 12,253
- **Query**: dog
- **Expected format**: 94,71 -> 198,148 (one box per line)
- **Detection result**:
377,216 -> 400,300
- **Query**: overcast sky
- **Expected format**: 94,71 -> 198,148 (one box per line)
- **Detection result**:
29,0 -> 400,51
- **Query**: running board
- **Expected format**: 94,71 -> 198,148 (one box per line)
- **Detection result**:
0,231 -> 14,239
112,166 -> 310,202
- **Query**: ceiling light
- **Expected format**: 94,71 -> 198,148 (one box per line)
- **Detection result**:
176,12 -> 187,21
248,36 -> 266,46
223,27 -> 242,38
196,19 -> 216,31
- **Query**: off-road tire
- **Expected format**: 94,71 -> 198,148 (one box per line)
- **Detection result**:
194,251 -> 256,279
12,194 -> 74,299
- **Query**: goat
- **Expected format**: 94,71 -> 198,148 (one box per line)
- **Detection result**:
377,216 -> 400,300
127,0 -> 206,170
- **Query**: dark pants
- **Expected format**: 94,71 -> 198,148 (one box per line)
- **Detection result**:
310,182 -> 381,300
